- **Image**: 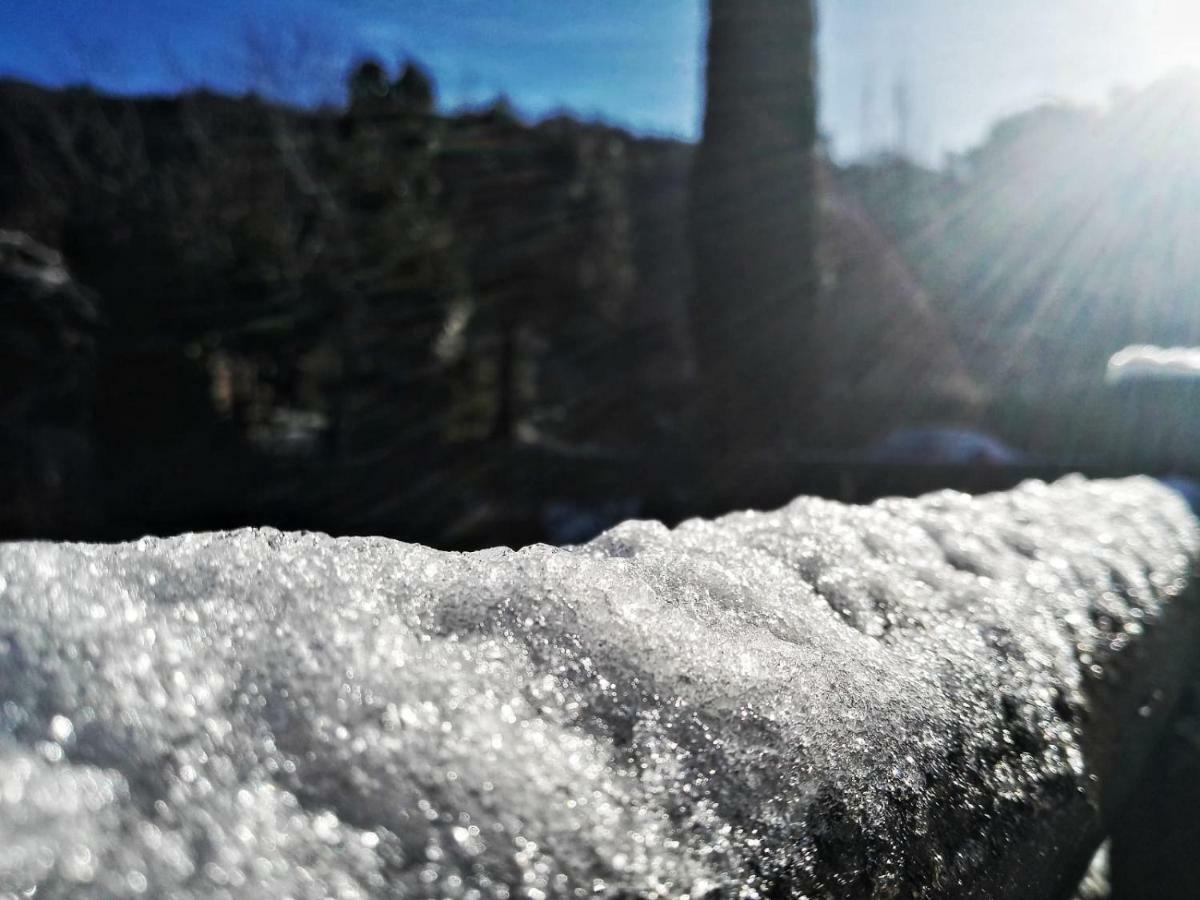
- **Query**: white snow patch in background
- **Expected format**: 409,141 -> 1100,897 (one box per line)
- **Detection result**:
1107,344 -> 1200,383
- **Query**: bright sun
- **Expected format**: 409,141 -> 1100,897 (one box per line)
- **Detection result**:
1148,0 -> 1200,67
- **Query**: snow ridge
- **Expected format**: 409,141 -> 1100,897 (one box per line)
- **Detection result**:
0,476 -> 1196,898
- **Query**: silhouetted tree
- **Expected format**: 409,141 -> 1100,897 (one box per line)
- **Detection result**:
689,0 -> 820,462
395,61 -> 436,114
348,58 -> 390,110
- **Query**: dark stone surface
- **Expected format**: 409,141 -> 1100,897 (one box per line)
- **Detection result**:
1109,668 -> 1200,899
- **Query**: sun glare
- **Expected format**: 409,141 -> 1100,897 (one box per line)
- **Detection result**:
1148,0 -> 1200,67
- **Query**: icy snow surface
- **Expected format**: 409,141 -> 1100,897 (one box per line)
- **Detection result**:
0,477 -> 1197,898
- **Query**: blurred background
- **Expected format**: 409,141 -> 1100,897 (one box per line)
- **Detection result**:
3,0 -> 1200,548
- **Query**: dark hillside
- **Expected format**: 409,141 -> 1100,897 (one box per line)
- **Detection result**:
0,76 -> 974,545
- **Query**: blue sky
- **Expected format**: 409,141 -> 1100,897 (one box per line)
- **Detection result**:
2,1 -> 1199,163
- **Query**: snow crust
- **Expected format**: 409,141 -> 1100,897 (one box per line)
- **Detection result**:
0,476 -> 1196,898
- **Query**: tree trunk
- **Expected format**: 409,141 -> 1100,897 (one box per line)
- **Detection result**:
689,0 -> 820,465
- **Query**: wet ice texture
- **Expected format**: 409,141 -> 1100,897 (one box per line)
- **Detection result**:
0,477 -> 1196,899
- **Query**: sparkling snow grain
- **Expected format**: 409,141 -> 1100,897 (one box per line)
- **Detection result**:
0,476 -> 1196,898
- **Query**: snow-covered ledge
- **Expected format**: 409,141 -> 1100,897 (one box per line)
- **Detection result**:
0,476 -> 1196,898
